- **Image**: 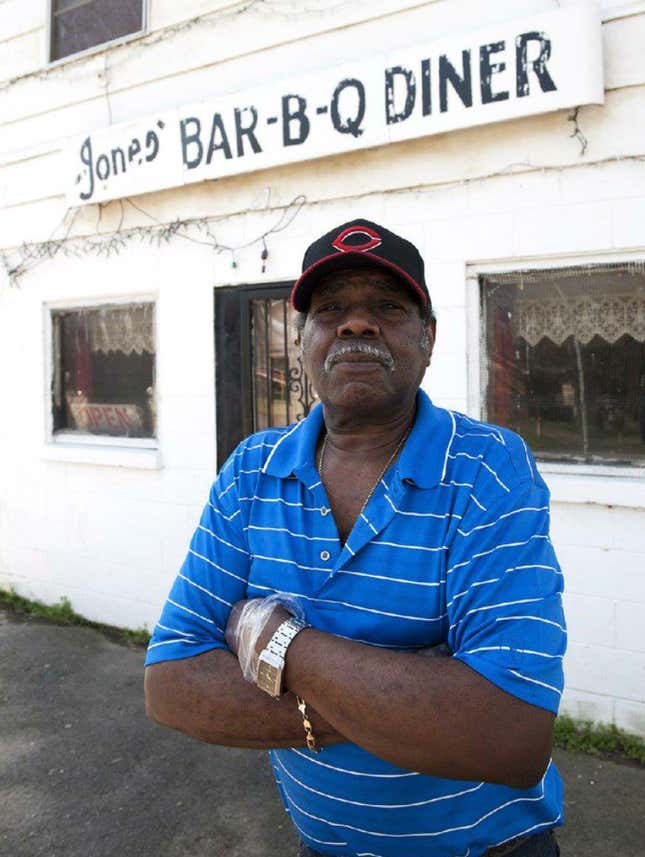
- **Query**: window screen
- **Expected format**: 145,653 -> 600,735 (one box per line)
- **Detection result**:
51,0 -> 144,62
51,303 -> 155,439
250,297 -> 318,431
481,264 -> 645,466
215,284 -> 319,468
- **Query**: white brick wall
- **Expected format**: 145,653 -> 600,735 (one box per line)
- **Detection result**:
563,593 -> 615,649
615,602 -> 645,653
615,700 -> 645,736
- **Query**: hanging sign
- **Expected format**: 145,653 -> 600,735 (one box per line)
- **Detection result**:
68,402 -> 145,435
66,3 -> 603,206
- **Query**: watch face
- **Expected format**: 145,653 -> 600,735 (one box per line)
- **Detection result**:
257,651 -> 284,698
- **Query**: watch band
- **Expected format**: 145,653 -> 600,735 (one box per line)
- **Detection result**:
265,616 -> 309,659
256,616 -> 309,698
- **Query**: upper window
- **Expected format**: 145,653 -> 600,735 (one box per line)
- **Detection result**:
481,264 -> 645,467
51,302 -> 156,440
50,0 -> 144,62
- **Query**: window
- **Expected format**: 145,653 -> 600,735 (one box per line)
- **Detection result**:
481,264 -> 645,466
51,302 -> 155,440
50,0 -> 145,62
215,284 -> 318,467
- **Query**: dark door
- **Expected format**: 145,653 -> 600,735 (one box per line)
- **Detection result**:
215,283 -> 318,468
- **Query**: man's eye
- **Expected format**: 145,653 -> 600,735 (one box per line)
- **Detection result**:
380,301 -> 404,311
317,303 -> 341,313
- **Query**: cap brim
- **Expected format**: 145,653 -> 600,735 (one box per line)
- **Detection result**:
290,251 -> 428,311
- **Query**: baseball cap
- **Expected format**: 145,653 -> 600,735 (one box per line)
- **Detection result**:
290,219 -> 430,312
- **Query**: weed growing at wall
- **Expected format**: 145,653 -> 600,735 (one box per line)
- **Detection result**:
554,715 -> 645,766
0,587 -> 150,647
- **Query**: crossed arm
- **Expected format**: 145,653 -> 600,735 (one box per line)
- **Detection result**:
144,603 -> 554,789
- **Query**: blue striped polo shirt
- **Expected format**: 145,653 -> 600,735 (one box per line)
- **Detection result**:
146,390 -> 566,857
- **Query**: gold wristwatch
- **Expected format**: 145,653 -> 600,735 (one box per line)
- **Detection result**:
256,617 -> 309,698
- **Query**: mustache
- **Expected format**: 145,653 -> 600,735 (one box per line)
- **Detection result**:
323,341 -> 395,373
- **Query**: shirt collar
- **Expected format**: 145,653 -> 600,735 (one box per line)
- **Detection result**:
261,403 -> 324,479
262,389 -> 455,489
396,390 -> 455,488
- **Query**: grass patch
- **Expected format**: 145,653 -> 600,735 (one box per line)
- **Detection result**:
0,587 -> 150,647
554,714 -> 645,766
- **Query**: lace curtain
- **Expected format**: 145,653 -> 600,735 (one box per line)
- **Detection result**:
515,294 -> 645,346
82,304 -> 154,354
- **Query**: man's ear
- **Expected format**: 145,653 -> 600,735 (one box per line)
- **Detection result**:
424,317 -> 437,364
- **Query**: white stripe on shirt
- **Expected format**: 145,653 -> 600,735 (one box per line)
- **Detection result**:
495,615 -> 567,634
244,524 -> 337,542
463,646 -> 563,659
166,597 -> 223,632
283,783 -> 547,839
207,502 -> 241,523
147,638 -> 202,650
177,571 -> 232,608
384,494 -> 460,519
360,512 -> 378,534
505,564 -> 562,576
441,410 -> 457,483
372,540 -> 448,553
252,552 -> 331,573
247,582 -> 447,624
508,670 -> 562,695
197,524 -> 250,555
287,748 -> 421,777
275,757 -> 485,809
188,548 -> 247,584
457,507 -> 548,538
262,420 -> 303,472
449,597 -> 544,631
446,534 -> 550,576
238,495 -> 324,512
156,622 -> 196,637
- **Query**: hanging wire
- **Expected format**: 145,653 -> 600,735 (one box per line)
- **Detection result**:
1,194 -> 307,287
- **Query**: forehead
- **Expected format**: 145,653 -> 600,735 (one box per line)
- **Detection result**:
312,267 -> 410,301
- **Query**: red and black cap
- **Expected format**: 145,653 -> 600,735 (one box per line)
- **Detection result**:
290,219 -> 430,312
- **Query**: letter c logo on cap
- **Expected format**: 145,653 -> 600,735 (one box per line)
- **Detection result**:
332,226 -> 382,253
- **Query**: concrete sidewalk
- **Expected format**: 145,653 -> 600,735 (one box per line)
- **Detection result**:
1,607 -> 643,857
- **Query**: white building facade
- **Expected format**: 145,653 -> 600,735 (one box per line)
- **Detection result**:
1,0 -> 644,736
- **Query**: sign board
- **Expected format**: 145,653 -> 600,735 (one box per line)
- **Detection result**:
69,402 -> 145,435
66,3 -> 604,206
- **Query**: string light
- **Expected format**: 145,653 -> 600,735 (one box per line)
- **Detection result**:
5,146 -> 645,290
1,194 -> 306,287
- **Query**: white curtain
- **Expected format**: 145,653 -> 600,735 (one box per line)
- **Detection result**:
84,303 -> 154,354
515,294 -> 645,346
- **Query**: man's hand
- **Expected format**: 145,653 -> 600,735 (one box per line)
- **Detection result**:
224,597 -> 292,682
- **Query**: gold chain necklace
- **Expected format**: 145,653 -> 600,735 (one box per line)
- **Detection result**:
318,425 -> 412,518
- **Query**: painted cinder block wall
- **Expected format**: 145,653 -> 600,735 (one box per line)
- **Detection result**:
1,0 -> 644,736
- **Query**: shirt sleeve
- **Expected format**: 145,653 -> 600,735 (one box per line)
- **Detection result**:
446,477 -> 566,714
144,460 -> 251,667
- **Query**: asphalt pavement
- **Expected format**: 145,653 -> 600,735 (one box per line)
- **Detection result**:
1,606 -> 643,857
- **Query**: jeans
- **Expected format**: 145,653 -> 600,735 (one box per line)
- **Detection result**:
298,828 -> 560,857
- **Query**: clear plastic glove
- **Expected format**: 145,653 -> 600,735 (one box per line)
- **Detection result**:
224,593 -> 305,683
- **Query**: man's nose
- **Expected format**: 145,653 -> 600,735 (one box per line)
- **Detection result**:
337,308 -> 379,338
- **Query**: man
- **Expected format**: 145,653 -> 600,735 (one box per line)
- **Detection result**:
145,220 -> 566,857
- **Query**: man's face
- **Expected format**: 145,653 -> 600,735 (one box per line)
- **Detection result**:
301,268 -> 435,415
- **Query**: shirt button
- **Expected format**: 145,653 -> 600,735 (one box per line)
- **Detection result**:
320,506 -> 330,516
320,550 -> 331,561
